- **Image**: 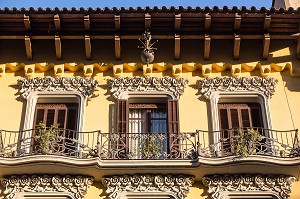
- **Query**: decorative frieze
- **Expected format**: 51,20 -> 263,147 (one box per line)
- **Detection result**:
202,174 -> 295,199
196,77 -> 278,99
18,77 -> 98,99
107,77 -> 188,100
102,174 -> 194,199
1,174 -> 93,199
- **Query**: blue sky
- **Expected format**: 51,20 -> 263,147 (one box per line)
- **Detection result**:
1,0 -> 272,9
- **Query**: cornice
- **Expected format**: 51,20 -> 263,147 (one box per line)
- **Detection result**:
107,77 -> 188,100
102,174 -> 194,199
196,77 -> 278,99
202,174 -> 295,199
0,62 -> 297,78
1,174 -> 93,199
17,77 -> 98,99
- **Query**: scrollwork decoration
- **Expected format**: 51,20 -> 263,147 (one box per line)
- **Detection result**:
102,174 -> 194,199
1,174 -> 93,199
196,77 -> 278,99
202,174 -> 295,199
18,77 -> 98,99
107,77 -> 188,100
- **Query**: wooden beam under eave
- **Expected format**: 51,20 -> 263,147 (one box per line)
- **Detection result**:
263,15 -> 271,32
24,14 -> 31,31
297,34 -> 300,59
24,36 -> 32,60
85,35 -> 91,60
115,35 -> 121,60
145,13 -> 151,30
174,34 -> 180,60
234,14 -> 241,31
205,14 -> 211,31
84,15 -> 90,31
204,34 -> 211,60
54,14 -> 61,31
233,34 -> 241,60
175,14 -> 181,31
263,34 -> 270,60
55,35 -> 62,60
115,15 -> 120,31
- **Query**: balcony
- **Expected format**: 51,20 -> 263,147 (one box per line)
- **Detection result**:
0,128 -> 300,180
0,128 -> 299,159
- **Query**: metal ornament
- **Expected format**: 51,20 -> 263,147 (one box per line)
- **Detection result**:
139,30 -> 158,64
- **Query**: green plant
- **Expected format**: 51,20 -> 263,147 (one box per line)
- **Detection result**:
35,122 -> 59,154
140,134 -> 164,159
234,129 -> 262,157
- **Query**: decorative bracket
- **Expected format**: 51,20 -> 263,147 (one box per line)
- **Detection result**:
102,174 -> 194,199
107,77 -> 188,100
18,77 -> 98,100
1,174 -> 93,199
202,174 -> 295,199
196,77 -> 278,99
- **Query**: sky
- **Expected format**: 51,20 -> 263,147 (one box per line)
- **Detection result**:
1,0 -> 272,9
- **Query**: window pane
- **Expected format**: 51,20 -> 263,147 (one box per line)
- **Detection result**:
46,109 -> 55,127
230,109 -> 239,128
241,109 -> 251,128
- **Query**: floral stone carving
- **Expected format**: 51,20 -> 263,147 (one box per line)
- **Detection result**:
1,174 -> 93,199
196,77 -> 278,99
107,77 -> 188,100
202,174 -> 295,199
18,77 -> 98,99
102,174 -> 194,199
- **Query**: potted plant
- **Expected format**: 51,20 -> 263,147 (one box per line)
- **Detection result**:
140,134 -> 164,159
234,128 -> 262,157
35,122 -> 59,154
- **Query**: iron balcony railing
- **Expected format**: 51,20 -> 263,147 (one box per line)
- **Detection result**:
0,128 -> 299,160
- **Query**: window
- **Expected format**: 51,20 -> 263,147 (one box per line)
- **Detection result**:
31,103 -> 78,155
218,103 -> 262,129
34,103 -> 78,130
116,99 -> 179,159
218,103 -> 266,155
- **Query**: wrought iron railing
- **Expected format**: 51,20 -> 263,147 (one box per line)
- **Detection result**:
0,128 -> 299,159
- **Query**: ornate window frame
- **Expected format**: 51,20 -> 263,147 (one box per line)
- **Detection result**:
202,174 -> 295,199
107,77 -> 188,100
196,77 -> 277,143
102,174 -> 194,199
17,77 -> 98,132
1,174 -> 94,199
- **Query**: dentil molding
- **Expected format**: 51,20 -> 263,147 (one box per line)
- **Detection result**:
202,174 -> 295,199
196,77 -> 278,99
102,174 -> 194,199
107,77 -> 188,100
18,77 -> 98,99
1,174 -> 93,199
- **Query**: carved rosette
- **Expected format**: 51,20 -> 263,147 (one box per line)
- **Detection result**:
202,174 -> 295,199
18,77 -> 98,99
102,174 -> 194,199
107,77 -> 188,100
196,77 -> 278,99
1,175 -> 93,199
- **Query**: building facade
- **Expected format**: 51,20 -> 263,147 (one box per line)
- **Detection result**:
0,5 -> 300,199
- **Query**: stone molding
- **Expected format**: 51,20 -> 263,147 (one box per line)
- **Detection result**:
102,174 -> 194,199
196,77 -> 278,99
1,174 -> 93,199
107,77 -> 188,100
18,77 -> 98,99
202,174 -> 295,199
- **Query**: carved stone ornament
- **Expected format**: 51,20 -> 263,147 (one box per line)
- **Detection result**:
18,77 -> 98,99
202,174 -> 296,199
196,77 -> 278,99
1,174 -> 94,199
102,174 -> 194,199
107,77 -> 188,100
